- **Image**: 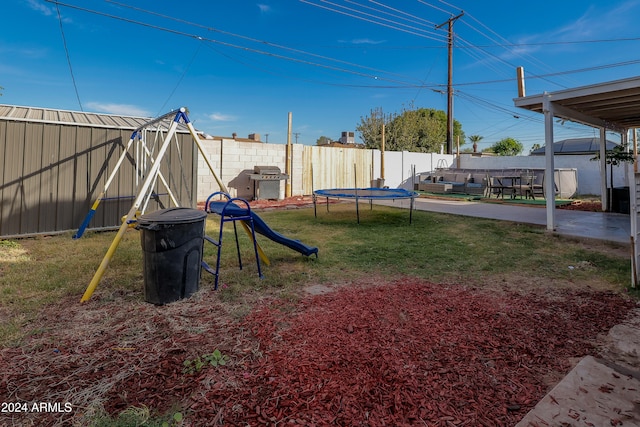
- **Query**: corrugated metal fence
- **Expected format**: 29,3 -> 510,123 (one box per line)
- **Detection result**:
0,108 -> 197,238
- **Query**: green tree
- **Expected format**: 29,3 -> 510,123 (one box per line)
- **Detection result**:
356,105 -> 464,153
591,141 -> 635,211
529,143 -> 541,154
468,134 -> 483,152
356,107 -> 386,149
488,137 -> 523,156
316,136 -> 332,145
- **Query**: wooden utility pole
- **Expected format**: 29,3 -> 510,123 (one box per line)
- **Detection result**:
381,123 -> 386,180
286,112 -> 292,197
436,11 -> 464,155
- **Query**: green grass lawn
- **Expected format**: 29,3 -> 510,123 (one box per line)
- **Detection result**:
1,203 -> 638,426
0,203 -> 635,347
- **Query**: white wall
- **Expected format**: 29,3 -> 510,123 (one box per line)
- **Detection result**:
371,151 -> 454,190
459,154 -> 627,196
196,138 -> 626,200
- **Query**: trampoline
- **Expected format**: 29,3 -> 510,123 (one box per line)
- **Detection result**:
313,187 -> 419,224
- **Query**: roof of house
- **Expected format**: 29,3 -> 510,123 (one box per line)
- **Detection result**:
529,137 -> 618,155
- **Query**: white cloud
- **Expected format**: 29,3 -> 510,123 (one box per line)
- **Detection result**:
517,0 -> 640,47
208,112 -> 237,122
257,4 -> 272,13
350,38 -> 386,45
26,0 -> 53,16
0,44 -> 48,60
553,1 -> 640,39
26,0 -> 72,23
498,1 -> 640,62
85,102 -> 151,117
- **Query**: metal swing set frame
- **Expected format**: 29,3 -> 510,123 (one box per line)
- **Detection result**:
77,107 -> 256,302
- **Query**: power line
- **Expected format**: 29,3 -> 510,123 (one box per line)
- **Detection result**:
156,41 -> 202,116
48,0 -> 421,87
107,0 -> 418,85
48,0 -> 640,94
450,58 -> 640,88
300,0 -> 448,42
54,1 -> 83,111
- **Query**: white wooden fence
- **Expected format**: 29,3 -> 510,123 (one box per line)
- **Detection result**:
196,138 -> 626,201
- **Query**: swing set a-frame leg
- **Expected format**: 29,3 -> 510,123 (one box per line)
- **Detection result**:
81,109 -> 185,302
73,108 -> 183,239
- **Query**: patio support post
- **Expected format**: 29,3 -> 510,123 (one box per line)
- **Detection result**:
599,127 -> 608,211
542,93 -> 556,231
629,131 -> 639,288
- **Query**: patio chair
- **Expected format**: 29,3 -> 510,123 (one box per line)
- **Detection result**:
517,173 -> 536,199
532,173 -> 558,199
531,173 -> 544,199
488,174 -> 510,199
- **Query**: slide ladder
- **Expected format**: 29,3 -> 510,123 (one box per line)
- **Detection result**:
203,192 -> 263,289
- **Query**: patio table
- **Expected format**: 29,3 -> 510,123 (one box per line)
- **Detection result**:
489,175 -> 519,199
491,175 -> 536,200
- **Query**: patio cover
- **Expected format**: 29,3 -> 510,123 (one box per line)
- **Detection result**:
514,75 -> 640,287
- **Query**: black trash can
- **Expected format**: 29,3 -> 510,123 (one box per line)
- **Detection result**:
137,208 -> 208,304
611,187 -> 630,214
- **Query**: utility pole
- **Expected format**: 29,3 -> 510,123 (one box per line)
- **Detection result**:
293,132 -> 301,144
264,133 -> 269,143
436,11 -> 464,155
286,113 -> 292,197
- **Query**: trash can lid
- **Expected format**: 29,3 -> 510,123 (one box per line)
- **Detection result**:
138,207 -> 207,226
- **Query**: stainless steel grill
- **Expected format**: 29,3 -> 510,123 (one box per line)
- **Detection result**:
248,166 -> 289,199
249,166 -> 287,180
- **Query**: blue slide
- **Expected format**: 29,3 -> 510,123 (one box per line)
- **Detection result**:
248,211 -> 318,257
207,200 -> 318,257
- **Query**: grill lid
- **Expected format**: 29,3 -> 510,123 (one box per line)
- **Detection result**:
254,165 -> 282,174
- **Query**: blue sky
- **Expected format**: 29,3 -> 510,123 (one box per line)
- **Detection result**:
3,0 -> 640,152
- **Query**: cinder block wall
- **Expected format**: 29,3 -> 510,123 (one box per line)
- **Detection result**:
197,138 -> 298,201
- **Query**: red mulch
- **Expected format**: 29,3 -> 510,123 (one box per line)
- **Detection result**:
558,200 -> 603,212
197,196 -> 328,212
1,281 -> 634,426
186,280 -> 633,426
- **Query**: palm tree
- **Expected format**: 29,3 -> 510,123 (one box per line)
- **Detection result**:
468,135 -> 483,153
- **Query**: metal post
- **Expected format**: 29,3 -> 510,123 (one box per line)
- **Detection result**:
542,93 -> 556,231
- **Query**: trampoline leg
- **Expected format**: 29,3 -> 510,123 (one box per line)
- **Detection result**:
410,197 -> 415,224
313,194 -> 317,218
